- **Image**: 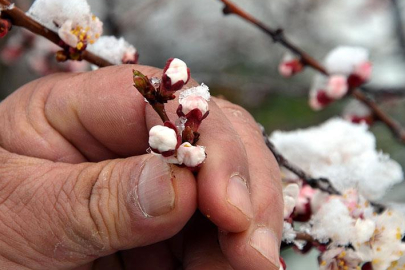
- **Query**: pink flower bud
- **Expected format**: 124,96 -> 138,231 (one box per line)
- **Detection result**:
180,95 -> 209,115
354,61 -> 372,82
325,75 -> 348,99
177,142 -> 206,167
0,18 -> 11,38
149,125 -> 178,153
278,57 -> 303,77
162,58 -> 190,91
309,90 -> 333,111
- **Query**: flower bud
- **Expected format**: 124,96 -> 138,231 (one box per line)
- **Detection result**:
162,58 -> 190,91
177,142 -> 206,167
133,70 -> 156,100
180,95 -> 209,115
149,125 -> 178,153
278,54 -> 303,77
0,18 -> 11,38
325,75 -> 348,99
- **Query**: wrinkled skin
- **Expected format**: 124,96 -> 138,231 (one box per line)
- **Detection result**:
0,65 -> 283,270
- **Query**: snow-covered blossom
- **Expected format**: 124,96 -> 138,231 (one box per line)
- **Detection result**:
148,125 -> 178,154
309,46 -> 372,110
87,36 -> 138,66
179,83 -> 210,115
283,183 -> 299,219
180,95 -> 209,115
180,83 -> 211,101
311,198 -> 355,245
27,0 -> 103,50
176,142 -> 206,167
325,46 -> 370,78
162,58 -> 190,91
319,248 -> 362,270
278,53 -> 303,77
271,118 -> 403,200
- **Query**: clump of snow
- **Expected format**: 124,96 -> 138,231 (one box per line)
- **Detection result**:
311,198 -> 355,245
180,83 -> 211,102
282,221 -> 296,243
270,118 -> 403,200
87,36 -> 137,65
324,46 -> 369,76
27,0 -> 102,48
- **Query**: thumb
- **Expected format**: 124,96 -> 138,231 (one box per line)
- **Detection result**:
0,150 -> 196,269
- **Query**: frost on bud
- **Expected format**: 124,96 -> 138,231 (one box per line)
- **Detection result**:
177,142 -> 206,167
162,58 -> 190,91
0,18 -> 11,38
278,54 -> 303,77
180,95 -> 209,115
148,123 -> 180,156
325,75 -> 348,99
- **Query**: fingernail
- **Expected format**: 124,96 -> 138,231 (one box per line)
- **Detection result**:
227,174 -> 253,219
137,156 -> 175,217
250,228 -> 280,266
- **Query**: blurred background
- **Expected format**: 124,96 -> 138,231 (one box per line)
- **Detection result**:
1,0 -> 405,268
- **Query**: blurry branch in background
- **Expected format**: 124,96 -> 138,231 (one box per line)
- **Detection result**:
0,0 -> 113,67
391,0 -> 405,61
219,0 -> 405,145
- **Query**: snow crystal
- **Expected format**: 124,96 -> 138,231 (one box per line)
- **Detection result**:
324,46 -> 369,76
270,118 -> 403,200
179,83 -> 210,102
87,36 -> 137,65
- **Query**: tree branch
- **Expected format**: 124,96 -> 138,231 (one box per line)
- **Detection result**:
219,0 -> 405,145
0,0 -> 113,67
260,125 -> 340,195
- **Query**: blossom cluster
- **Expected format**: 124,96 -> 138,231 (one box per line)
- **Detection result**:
279,46 -> 373,113
133,58 -> 209,169
275,118 -> 405,270
27,0 -> 103,60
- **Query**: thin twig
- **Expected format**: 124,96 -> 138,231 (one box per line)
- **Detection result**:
219,0 -> 405,145
0,0 -> 113,67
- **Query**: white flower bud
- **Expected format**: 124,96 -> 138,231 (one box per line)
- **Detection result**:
180,95 -> 209,115
164,58 -> 189,86
148,125 -> 178,153
177,142 -> 206,167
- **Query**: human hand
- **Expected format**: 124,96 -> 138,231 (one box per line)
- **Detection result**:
0,65 -> 283,270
